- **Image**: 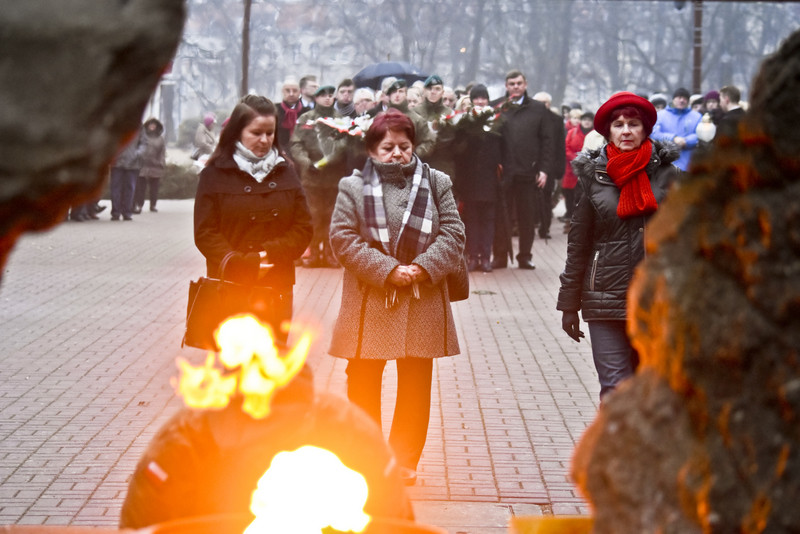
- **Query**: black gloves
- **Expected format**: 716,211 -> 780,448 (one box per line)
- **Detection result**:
222,252 -> 261,283
561,311 -> 585,343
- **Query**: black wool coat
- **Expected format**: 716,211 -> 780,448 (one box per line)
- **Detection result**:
556,141 -> 680,321
194,154 -> 312,288
452,120 -> 502,202
497,94 -> 555,180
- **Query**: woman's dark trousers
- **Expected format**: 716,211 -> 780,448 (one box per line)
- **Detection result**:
345,358 -> 433,470
134,176 -> 160,210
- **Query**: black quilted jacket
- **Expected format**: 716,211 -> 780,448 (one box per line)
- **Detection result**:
556,141 -> 680,321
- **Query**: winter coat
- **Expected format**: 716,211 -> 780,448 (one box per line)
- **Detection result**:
563,127 -> 589,189
716,107 -> 746,140
386,102 -> 435,160
113,131 -> 145,170
289,105 -> 349,192
650,105 -> 702,171
194,154 -> 312,289
543,109 -> 566,182
328,158 -> 465,360
139,119 -> 166,179
556,140 -> 680,321
452,113 -> 502,202
276,100 -> 307,154
412,98 -> 452,123
412,98 -> 455,178
497,94 -> 555,180
194,123 -> 216,156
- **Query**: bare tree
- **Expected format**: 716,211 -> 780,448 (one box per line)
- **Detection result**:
171,0 -> 800,118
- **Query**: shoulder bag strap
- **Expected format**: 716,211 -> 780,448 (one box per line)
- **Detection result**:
218,251 -> 239,283
425,163 -> 440,210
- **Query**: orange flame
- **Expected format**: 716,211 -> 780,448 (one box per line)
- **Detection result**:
172,314 -> 312,419
246,446 -> 371,534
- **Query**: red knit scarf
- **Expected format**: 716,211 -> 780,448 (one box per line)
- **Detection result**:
606,139 -> 657,218
280,101 -> 301,134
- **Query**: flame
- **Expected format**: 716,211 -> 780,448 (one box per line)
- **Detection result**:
245,446 -> 371,534
172,314 -> 312,419
172,354 -> 237,409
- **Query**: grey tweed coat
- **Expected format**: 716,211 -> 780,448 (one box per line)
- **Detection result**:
328,158 -> 465,360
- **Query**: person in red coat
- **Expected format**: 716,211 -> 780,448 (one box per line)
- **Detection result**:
561,110 -> 595,231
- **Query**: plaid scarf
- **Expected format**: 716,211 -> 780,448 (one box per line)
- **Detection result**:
363,156 -> 434,264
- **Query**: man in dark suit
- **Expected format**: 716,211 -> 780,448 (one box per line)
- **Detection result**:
492,70 -> 555,270
717,85 -> 745,139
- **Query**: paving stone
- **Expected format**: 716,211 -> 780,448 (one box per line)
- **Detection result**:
0,199 -> 597,531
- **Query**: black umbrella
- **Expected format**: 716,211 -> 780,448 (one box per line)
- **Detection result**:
352,61 -> 429,90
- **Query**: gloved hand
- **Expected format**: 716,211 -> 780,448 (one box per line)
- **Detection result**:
561,311 -> 585,342
222,251 -> 261,283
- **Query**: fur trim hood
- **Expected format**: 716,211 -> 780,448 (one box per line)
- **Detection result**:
143,118 -> 164,136
571,139 -> 680,181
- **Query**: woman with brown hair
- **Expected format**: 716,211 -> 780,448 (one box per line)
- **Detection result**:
194,95 -> 312,345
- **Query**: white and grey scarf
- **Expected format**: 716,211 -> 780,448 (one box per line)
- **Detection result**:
233,143 -> 282,182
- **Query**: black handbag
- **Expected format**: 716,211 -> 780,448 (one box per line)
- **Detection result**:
183,252 -> 277,351
425,164 -> 469,302
446,253 -> 470,302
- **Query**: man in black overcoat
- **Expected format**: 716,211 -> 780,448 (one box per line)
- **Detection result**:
492,70 -> 555,270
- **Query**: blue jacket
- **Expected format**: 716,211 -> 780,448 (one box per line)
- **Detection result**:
650,106 -> 701,171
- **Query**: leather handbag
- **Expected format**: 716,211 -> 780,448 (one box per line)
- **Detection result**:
425,164 -> 469,302
446,253 -> 470,302
183,252 -> 277,351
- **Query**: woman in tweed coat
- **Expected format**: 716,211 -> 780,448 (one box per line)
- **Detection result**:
329,109 -> 465,485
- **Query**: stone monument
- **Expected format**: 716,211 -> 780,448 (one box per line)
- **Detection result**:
0,0 -> 185,272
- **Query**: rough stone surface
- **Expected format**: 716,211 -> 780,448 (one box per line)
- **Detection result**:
572,29 -> 800,534
0,0 -> 185,269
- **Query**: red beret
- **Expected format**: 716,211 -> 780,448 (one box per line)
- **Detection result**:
594,92 -> 657,138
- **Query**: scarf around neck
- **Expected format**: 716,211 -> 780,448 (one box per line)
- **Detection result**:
362,156 -> 434,264
233,143 -> 282,182
335,101 -> 355,117
280,101 -> 301,133
605,139 -> 657,219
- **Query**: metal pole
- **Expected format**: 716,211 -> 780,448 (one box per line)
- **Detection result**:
693,0 -> 703,94
241,0 -> 252,97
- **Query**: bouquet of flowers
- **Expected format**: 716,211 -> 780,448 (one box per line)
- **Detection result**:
315,116 -> 373,138
450,105 -> 500,134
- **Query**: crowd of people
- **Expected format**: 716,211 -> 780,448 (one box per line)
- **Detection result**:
238,72 -> 745,275
176,69 -> 748,482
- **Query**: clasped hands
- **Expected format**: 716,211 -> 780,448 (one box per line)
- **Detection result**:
388,263 -> 429,287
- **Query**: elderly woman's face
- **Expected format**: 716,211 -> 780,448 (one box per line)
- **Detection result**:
369,129 -> 413,164
609,115 -> 645,152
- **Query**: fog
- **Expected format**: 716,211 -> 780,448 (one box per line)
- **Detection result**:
152,0 -> 800,139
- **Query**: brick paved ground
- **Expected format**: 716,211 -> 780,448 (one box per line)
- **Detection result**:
0,199 -> 597,533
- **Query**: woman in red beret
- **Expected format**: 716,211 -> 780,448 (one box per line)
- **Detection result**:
556,92 -> 681,401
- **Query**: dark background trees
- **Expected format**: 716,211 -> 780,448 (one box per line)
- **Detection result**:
161,0 -> 800,134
